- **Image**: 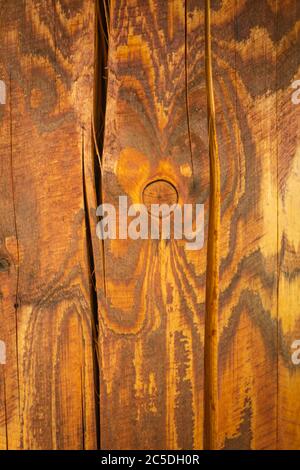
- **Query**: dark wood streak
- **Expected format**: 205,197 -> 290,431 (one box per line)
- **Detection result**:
223,397 -> 252,450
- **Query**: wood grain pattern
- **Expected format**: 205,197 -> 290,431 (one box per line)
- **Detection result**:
0,0 -> 97,449
277,0 -> 300,450
98,0 -> 209,450
210,0 -> 300,450
0,0 -> 299,451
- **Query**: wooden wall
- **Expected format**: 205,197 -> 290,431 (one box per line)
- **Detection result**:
0,0 -> 299,450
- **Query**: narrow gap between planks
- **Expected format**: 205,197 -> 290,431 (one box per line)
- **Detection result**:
203,0 -> 220,451
83,0 -> 110,450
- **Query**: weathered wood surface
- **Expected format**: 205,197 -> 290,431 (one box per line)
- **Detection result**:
98,0 -> 209,450
0,0 -> 300,451
98,0 -> 300,450
210,0 -> 300,450
0,0 -> 97,449
277,1 -> 300,450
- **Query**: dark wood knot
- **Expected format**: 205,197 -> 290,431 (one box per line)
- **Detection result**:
142,179 -> 178,214
0,258 -> 10,272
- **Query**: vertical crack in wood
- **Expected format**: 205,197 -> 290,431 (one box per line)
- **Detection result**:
82,0 -> 110,449
204,0 -> 220,450
82,129 -> 100,449
94,0 -> 109,298
184,0 -> 195,178
8,74 -> 21,424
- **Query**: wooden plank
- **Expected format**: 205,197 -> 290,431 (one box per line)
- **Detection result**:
211,0 -> 279,449
0,0 -> 97,449
210,0 -> 300,450
98,0 -> 209,450
277,0 -> 300,450
0,49 -> 21,451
